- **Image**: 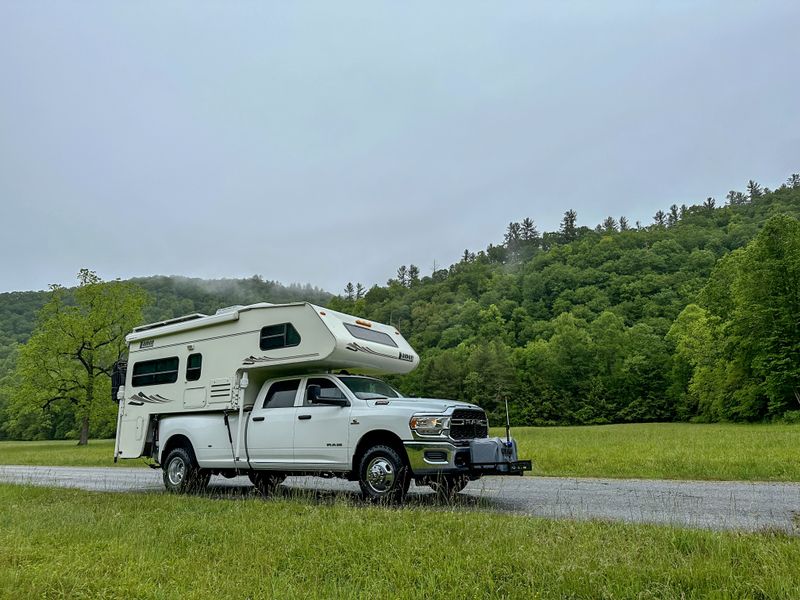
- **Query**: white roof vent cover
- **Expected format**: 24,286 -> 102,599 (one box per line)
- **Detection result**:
215,305 -> 245,315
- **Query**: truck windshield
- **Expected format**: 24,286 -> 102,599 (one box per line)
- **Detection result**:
338,377 -> 401,399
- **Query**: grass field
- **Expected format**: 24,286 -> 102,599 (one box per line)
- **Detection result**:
506,422 -> 800,481
0,439 -> 141,468
1,484 -> 799,599
2,422 -> 800,481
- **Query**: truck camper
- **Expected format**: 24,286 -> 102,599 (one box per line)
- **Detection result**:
113,302 -> 530,501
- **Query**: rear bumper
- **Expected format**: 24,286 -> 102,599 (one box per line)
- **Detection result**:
403,440 -> 532,477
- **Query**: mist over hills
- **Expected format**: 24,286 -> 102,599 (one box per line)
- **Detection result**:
0,275 -> 331,375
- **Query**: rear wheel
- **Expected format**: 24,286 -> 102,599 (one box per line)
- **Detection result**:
249,471 -> 286,497
162,447 -> 209,494
358,445 -> 410,504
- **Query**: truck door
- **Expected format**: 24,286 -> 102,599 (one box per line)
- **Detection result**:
293,377 -> 352,469
247,378 -> 301,468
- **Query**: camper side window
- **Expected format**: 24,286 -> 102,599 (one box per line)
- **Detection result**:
132,357 -> 179,387
186,353 -> 202,381
263,379 -> 300,408
260,323 -> 301,351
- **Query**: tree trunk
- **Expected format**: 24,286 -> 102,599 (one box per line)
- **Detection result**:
78,414 -> 90,446
78,358 -> 94,446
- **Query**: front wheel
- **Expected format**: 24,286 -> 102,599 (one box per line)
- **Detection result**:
358,445 -> 410,503
162,447 -> 209,494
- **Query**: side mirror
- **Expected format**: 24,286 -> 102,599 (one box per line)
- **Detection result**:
307,384 -> 350,407
307,384 -> 321,403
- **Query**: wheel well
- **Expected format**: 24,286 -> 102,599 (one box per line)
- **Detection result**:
160,434 -> 195,465
352,430 -> 407,472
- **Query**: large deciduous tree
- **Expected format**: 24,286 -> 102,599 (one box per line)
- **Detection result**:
10,270 -> 147,445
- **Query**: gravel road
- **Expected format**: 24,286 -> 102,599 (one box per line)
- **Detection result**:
1,465 -> 798,533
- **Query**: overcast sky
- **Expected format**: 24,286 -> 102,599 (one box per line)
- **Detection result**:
1,2 -> 798,294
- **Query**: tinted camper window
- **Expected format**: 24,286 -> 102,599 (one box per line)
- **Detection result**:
186,353 -> 202,381
260,323 -> 301,350
132,357 -> 179,387
344,323 -> 398,348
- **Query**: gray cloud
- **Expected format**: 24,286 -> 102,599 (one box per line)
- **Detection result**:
1,1 -> 798,293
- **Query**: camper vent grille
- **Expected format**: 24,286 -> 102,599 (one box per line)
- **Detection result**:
210,382 -> 232,399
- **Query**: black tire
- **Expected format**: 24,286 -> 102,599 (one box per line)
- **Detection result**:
249,471 -> 286,497
358,444 -> 410,503
428,474 -> 469,500
162,446 -> 209,494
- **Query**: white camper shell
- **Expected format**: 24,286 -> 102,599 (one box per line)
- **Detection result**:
115,302 -> 418,460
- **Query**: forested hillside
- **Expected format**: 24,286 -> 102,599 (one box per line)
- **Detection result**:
1,176 -> 798,441
331,175 -> 800,425
0,276 -> 330,378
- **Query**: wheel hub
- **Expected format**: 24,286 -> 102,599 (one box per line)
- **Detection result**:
167,457 -> 186,486
366,457 -> 395,493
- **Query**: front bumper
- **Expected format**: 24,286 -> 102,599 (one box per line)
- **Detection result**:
404,438 -> 532,477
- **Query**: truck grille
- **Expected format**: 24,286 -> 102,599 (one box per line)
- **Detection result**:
449,409 -> 489,440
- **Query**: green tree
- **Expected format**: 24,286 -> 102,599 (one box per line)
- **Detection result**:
408,265 -> 420,286
7,270 -> 147,444
560,210 -> 578,242
728,215 -> 800,415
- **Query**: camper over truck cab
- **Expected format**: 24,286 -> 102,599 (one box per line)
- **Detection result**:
113,302 -> 530,501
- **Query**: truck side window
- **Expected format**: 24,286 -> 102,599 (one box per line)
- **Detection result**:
260,323 -> 301,350
132,357 -> 179,387
263,379 -> 300,408
305,378 -> 346,406
186,353 -> 202,381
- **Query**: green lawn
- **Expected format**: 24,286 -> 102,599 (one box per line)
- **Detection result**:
503,422 -> 800,481
2,422 -> 800,482
0,439 -> 146,468
1,484 -> 798,599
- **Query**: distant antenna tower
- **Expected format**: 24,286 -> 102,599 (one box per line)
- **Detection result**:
432,259 -> 438,274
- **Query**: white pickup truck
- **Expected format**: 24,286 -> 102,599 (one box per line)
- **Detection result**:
113,302 -> 530,502
157,372 -> 530,501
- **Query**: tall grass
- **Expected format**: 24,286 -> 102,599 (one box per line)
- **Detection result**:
1,484 -> 799,599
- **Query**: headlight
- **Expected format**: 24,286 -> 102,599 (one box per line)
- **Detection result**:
409,415 -> 450,436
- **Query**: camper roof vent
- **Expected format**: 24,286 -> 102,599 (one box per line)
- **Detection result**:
215,305 -> 245,315
133,313 -> 208,333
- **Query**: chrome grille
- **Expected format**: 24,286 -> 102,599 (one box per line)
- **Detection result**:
449,409 -> 489,440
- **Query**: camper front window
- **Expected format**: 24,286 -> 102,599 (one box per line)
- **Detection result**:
343,323 -> 398,348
